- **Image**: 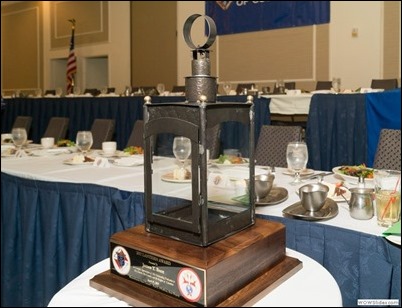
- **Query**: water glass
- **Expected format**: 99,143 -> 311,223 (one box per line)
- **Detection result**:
332,78 -> 341,93
374,169 -> 401,227
76,131 -> 93,155
11,128 -> 27,150
286,141 -> 308,185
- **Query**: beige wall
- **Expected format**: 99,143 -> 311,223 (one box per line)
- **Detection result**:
1,1 -> 43,93
131,1 -> 177,92
1,1 -> 400,95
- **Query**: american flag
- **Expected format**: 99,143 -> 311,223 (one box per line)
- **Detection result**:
66,19 -> 77,95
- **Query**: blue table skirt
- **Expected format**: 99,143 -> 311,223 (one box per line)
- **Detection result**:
1,95 -> 270,153
1,173 -> 400,307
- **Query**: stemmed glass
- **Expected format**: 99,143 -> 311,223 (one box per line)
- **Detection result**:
286,141 -> 308,185
156,83 -> 165,96
223,83 -> 231,95
173,136 -> 191,170
76,131 -> 93,156
11,127 -> 27,154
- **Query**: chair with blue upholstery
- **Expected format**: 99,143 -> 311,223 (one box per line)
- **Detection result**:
373,129 -> 401,170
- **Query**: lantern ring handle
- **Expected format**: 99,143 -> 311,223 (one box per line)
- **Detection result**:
183,14 -> 216,50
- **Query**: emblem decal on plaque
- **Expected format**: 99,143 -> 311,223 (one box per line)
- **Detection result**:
112,246 -> 131,275
177,268 -> 202,302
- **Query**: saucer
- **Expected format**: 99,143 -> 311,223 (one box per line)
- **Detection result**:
282,198 -> 338,221
256,187 -> 288,206
231,187 -> 288,206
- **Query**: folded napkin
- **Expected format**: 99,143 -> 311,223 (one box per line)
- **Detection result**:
382,221 -> 401,236
93,157 -> 111,168
15,149 -> 28,158
208,172 -> 246,194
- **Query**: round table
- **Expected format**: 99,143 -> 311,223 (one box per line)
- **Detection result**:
47,249 -> 342,307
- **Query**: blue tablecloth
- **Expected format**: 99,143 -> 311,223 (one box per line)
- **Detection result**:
306,93 -> 367,171
1,173 -> 400,307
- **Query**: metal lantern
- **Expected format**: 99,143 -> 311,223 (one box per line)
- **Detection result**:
143,15 -> 255,246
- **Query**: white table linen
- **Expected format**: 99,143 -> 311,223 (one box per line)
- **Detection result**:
47,248 -> 342,307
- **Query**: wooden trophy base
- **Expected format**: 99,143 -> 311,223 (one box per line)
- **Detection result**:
90,218 -> 302,307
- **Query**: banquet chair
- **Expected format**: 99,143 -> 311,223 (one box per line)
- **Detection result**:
132,86 -> 158,95
315,81 -> 332,90
206,124 -> 221,159
236,83 -> 255,95
373,129 -> 401,170
370,79 -> 398,90
90,119 -> 115,149
12,116 -> 32,134
255,125 -> 303,167
171,85 -> 185,93
126,120 -> 144,148
42,117 -> 70,141
273,81 -> 296,94
84,88 -> 101,96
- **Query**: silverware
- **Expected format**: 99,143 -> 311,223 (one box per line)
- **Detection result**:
301,172 -> 333,182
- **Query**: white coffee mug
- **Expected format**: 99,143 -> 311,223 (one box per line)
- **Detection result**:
1,133 -> 12,144
41,137 -> 55,149
102,141 -> 117,155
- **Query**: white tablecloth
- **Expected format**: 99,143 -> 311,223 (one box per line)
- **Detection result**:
47,248 -> 342,307
262,94 -> 312,115
1,150 -> 387,237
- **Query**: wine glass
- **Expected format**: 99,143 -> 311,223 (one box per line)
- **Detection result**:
173,136 -> 191,170
11,127 -> 27,153
286,141 -> 308,185
223,83 -> 231,95
156,83 -> 165,96
76,131 -> 93,155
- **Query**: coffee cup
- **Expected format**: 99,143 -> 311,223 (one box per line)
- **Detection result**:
41,137 -> 55,149
299,183 -> 329,212
102,141 -> 117,156
1,133 -> 12,144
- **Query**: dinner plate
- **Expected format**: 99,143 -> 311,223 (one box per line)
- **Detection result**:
283,168 -> 315,176
209,158 -> 249,168
316,181 -> 351,202
97,150 -> 126,158
282,198 -> 338,221
30,148 -> 71,156
161,172 -> 191,183
332,166 -> 374,184
385,235 -> 401,246
232,187 -> 289,206
112,156 -> 143,167
63,157 -> 94,165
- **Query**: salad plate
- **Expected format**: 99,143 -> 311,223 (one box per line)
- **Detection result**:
112,156 -> 143,167
161,172 -> 191,183
283,168 -> 314,176
332,165 -> 374,184
209,158 -> 249,168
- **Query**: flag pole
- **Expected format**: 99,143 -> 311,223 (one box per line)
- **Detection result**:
67,19 -> 76,95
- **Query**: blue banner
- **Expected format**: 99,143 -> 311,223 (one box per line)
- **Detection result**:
206,1 -> 330,35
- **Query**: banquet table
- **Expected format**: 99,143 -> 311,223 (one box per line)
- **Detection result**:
306,89 -> 401,171
262,93 -> 312,115
0,95 -> 270,154
1,151 -> 400,307
47,249 -> 342,307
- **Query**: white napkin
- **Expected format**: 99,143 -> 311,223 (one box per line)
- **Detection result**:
15,149 -> 28,158
93,157 -> 111,168
208,172 -> 247,194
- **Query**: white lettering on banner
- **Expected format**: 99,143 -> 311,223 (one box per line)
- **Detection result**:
236,1 -> 267,7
